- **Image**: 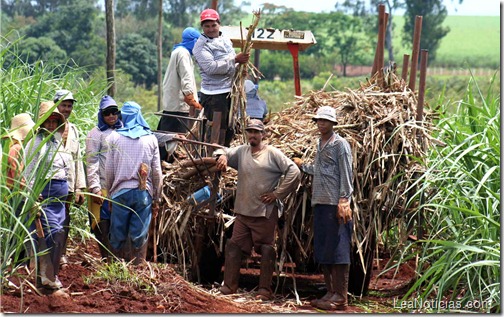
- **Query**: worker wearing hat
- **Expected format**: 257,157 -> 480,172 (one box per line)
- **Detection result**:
158,26 -> 202,162
105,101 -> 162,265
85,95 -> 123,259
24,101 -> 71,289
244,80 -> 268,122
53,89 -> 87,269
293,106 -> 353,311
4,113 -> 36,190
193,8 -> 250,147
215,119 -> 301,300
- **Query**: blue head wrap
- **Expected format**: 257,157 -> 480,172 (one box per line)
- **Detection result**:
116,101 -> 151,139
97,95 -> 123,131
173,27 -> 201,55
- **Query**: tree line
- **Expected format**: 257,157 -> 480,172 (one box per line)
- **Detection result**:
1,0 -> 455,86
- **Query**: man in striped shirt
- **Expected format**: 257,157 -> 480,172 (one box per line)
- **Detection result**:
293,106 -> 353,311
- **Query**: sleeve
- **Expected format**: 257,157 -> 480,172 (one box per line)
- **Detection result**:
193,40 -> 236,76
224,146 -> 242,170
85,129 -> 101,194
150,137 -> 163,201
271,148 -> 301,200
72,126 -> 87,191
177,52 -> 197,96
338,141 -> 353,199
23,137 -> 40,189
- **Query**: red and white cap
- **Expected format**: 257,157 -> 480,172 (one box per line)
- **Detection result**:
200,8 -> 220,22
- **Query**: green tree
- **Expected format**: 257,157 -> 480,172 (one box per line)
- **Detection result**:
24,2 -> 105,69
402,0 -> 450,63
17,36 -> 68,64
327,12 -> 374,76
116,33 -> 158,89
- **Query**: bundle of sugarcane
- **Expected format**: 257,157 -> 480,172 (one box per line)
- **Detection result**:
229,10 -> 263,144
262,71 -> 437,274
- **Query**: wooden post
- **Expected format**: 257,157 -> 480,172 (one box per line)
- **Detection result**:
371,4 -> 386,77
401,54 -> 410,81
156,0 -> 163,111
105,0 -> 116,97
416,49 -> 428,122
408,15 -> 422,92
377,12 -> 388,87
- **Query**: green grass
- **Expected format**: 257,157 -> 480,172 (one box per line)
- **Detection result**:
391,16 -> 500,69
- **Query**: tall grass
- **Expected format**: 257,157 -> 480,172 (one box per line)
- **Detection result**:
399,73 -> 500,312
1,37 -> 108,287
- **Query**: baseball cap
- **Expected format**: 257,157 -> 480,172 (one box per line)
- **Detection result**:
99,95 -> 117,110
246,119 -> 264,131
200,9 -> 220,22
54,89 -> 76,102
312,106 -> 337,123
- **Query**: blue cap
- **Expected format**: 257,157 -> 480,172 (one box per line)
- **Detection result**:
99,95 -> 117,110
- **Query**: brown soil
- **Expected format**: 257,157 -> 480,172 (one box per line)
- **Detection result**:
1,239 -> 416,313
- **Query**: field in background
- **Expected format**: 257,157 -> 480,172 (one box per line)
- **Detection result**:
386,15 -> 499,68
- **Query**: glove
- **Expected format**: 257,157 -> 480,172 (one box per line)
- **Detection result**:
292,157 -> 303,167
184,94 -> 202,110
337,199 -> 352,224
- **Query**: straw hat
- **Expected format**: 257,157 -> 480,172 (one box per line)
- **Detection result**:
38,101 -> 66,134
5,113 -> 36,142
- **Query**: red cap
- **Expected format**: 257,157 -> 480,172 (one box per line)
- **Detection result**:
200,9 -> 220,22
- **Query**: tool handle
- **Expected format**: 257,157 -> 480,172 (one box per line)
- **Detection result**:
35,217 -> 45,239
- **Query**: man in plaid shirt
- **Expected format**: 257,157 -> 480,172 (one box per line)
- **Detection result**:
105,101 -> 162,265
293,106 -> 353,311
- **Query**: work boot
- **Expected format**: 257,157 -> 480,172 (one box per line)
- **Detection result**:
132,239 -> 148,265
316,264 -> 350,311
255,244 -> 276,301
45,230 -> 66,289
310,264 -> 334,307
95,220 -> 112,259
219,240 -> 242,295
60,208 -> 71,269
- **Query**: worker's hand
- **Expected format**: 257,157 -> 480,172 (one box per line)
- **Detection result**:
260,192 -> 277,205
235,52 -> 250,64
75,191 -> 85,205
152,202 -> 159,219
184,94 -> 202,110
292,157 -> 303,167
215,154 -> 228,171
91,190 -> 104,205
337,198 -> 352,224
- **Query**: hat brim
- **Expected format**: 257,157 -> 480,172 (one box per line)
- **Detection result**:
245,127 -> 264,131
312,116 -> 337,124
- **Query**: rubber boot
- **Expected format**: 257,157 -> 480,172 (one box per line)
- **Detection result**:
59,209 -> 70,269
132,239 -> 148,265
50,230 -> 66,289
219,240 -> 242,295
310,264 -> 334,307
317,264 -> 349,311
256,244 -> 276,300
95,220 -> 111,259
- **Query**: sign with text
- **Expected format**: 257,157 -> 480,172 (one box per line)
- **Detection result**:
220,26 -> 316,51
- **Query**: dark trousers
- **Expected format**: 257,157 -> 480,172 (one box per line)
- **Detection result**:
200,93 -> 234,147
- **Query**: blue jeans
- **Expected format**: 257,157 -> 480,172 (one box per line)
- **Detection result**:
109,189 -> 152,250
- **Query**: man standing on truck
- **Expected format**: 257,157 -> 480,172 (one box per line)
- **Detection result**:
215,119 -> 300,300
193,8 -> 249,147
